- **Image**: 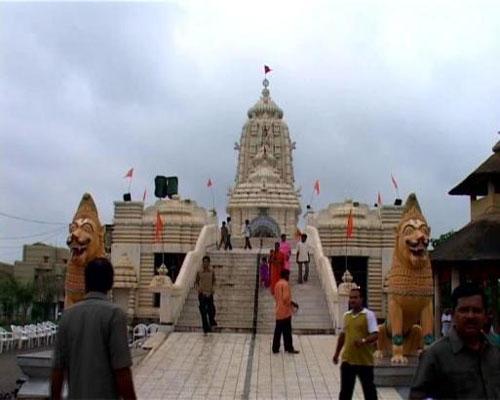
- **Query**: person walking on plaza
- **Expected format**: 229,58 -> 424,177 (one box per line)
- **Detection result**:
195,255 -> 217,334
296,233 -> 310,284
242,219 -> 252,249
218,221 -> 228,250
51,257 -> 136,400
225,216 -> 233,250
440,308 -> 452,336
333,288 -> 378,400
272,269 -> 299,354
410,283 -> 500,399
269,242 -> 285,295
279,233 -> 291,270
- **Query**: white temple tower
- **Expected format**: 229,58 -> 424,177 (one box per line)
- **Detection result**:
227,78 -> 301,238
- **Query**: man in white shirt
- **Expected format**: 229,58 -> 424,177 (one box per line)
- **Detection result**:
242,219 -> 252,250
296,233 -> 310,284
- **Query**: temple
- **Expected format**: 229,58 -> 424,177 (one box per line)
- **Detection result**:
108,77 -> 404,326
227,78 -> 301,238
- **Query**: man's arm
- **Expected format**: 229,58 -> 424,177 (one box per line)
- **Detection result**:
333,332 -> 345,364
51,368 -> 64,400
114,367 -> 137,400
409,350 -> 438,400
51,318 -> 66,400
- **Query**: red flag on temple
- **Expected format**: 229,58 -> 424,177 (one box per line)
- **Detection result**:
314,179 -> 320,195
124,168 -> 134,178
264,65 -> 272,74
154,211 -> 164,242
346,209 -> 354,239
391,174 -> 399,190
207,178 -> 213,188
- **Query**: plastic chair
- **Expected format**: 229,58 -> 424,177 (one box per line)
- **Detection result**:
147,323 -> 160,337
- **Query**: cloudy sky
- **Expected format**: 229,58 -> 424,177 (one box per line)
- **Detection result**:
1,1 -> 499,263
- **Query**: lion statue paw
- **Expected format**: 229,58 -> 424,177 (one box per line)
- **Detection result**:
374,350 -> 384,360
390,354 -> 408,364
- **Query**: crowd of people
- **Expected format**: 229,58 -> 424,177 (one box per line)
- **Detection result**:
48,223 -> 499,400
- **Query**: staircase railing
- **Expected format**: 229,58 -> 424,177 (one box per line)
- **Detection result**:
304,225 -> 340,331
169,224 -> 217,325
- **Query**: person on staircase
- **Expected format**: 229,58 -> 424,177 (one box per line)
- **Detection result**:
269,242 -> 285,295
242,219 -> 252,250
279,233 -> 291,270
218,221 -> 228,250
296,233 -> 310,284
195,256 -> 217,334
225,216 -> 233,250
272,269 -> 299,354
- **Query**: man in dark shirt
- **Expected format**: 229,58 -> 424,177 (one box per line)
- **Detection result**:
51,257 -> 136,399
410,283 -> 500,399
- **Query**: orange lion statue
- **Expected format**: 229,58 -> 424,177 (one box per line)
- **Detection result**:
375,193 -> 434,364
64,193 -> 105,307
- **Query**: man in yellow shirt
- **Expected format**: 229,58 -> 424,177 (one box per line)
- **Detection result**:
333,288 -> 378,400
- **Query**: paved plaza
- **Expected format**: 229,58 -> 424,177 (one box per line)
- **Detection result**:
134,332 -> 404,400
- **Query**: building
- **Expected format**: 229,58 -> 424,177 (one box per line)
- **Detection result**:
110,196 -> 214,320
227,78 -> 301,238
308,200 -> 403,316
13,242 -> 69,284
432,139 -> 500,328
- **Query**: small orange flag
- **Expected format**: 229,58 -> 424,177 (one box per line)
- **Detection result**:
154,211 -> 164,242
314,180 -> 320,195
124,168 -> 134,178
346,209 -> 354,239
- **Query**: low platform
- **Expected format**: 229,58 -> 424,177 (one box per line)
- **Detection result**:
374,356 -> 418,387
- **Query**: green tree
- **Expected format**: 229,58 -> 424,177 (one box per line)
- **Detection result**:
431,230 -> 455,249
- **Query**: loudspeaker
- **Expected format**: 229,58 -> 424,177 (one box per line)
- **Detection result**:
166,176 -> 178,197
394,198 -> 402,206
123,193 -> 131,202
154,176 -> 168,198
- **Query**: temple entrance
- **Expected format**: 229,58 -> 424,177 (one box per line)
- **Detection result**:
249,215 -> 281,238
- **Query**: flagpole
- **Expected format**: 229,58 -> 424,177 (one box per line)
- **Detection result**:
127,177 -> 132,194
309,188 -> 315,208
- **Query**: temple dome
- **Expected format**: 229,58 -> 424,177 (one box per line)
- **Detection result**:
247,81 -> 283,119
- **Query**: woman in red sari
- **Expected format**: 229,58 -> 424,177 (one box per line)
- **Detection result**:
269,242 -> 285,295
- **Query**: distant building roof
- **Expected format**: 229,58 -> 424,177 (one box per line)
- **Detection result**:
449,140 -> 500,196
431,212 -> 500,265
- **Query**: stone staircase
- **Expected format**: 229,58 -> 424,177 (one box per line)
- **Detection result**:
175,249 -> 259,332
175,245 -> 335,335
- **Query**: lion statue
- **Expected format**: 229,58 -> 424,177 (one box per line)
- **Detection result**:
375,193 -> 434,364
64,193 -> 105,307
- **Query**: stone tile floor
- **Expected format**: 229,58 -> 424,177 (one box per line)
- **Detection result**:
134,333 -> 403,400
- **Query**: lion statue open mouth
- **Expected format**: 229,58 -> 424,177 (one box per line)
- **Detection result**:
64,193 -> 105,307
375,193 -> 434,364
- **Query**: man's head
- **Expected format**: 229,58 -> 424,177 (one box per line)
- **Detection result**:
222,221 -> 226,226
348,287 -> 363,311
227,216 -> 231,222
280,269 -> 290,281
245,219 -> 249,225
202,255 -> 210,269
280,234 -> 286,242
85,257 -> 114,294
301,233 -> 307,242
274,242 -> 280,251
451,283 -> 487,339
